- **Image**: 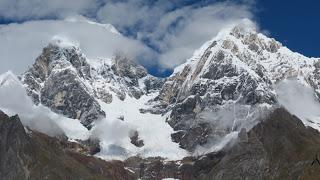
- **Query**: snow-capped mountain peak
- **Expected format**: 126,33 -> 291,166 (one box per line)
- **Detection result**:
2,19 -> 320,162
15,41 -> 185,160
156,19 -> 320,152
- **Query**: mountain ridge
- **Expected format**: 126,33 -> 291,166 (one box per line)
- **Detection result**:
1,19 -> 320,161
154,19 -> 320,151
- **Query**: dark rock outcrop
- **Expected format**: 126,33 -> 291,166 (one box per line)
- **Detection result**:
196,108 -> 320,179
0,111 -> 134,180
129,130 -> 144,148
110,54 -> 164,99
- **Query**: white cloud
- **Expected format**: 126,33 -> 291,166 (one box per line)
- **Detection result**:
97,0 -> 254,68
0,71 -> 89,139
0,17 -> 152,74
276,78 -> 320,131
0,0 -> 256,73
0,0 -> 98,21
193,101 -> 270,155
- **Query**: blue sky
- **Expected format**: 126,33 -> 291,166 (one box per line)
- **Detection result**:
0,0 -> 319,77
126,0 -> 320,76
256,0 -> 320,58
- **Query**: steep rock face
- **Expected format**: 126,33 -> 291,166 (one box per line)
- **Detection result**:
0,110 -> 135,180
307,60 -> 320,100
156,20 -> 320,151
23,43 -> 91,104
22,42 -> 163,129
40,68 -> 103,128
0,111 -> 32,179
22,44 -> 105,128
90,54 -> 164,102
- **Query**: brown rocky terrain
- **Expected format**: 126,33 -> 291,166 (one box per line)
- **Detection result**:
124,108 -> 320,180
2,108 -> 320,180
0,110 -> 135,180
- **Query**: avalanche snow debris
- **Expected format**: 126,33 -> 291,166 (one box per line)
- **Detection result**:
2,18 -> 320,161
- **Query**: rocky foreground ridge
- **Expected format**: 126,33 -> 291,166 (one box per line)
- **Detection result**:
2,108 -> 320,180
0,110 -> 135,180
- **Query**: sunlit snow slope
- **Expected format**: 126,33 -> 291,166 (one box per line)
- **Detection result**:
1,18 -> 320,161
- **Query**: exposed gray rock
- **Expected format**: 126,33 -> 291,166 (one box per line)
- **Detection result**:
89,53 -> 163,101
158,65 -> 192,104
95,87 -> 113,104
21,42 -> 165,131
22,44 -> 105,129
111,54 -> 148,99
143,76 -> 165,94
118,115 -> 125,121
40,68 -> 105,128
307,59 -> 320,100
162,48 -> 276,151
129,130 -> 144,148
153,23 -> 295,151
112,54 -> 148,83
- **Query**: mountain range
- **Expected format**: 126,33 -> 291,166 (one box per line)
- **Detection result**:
1,19 -> 320,179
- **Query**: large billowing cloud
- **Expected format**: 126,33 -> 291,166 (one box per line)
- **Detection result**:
0,0 -> 255,74
0,17 -> 152,74
97,0 -> 254,68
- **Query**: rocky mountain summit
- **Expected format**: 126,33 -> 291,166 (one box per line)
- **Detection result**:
155,20 -> 320,151
1,19 -> 320,179
22,40 -> 163,129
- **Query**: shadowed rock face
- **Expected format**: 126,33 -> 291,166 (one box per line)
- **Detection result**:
156,32 -> 278,151
0,110 -> 135,180
124,108 -> 320,180
21,44 -> 165,129
22,44 -> 106,129
153,22 -> 320,152
110,54 -> 164,99
0,112 -> 32,179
